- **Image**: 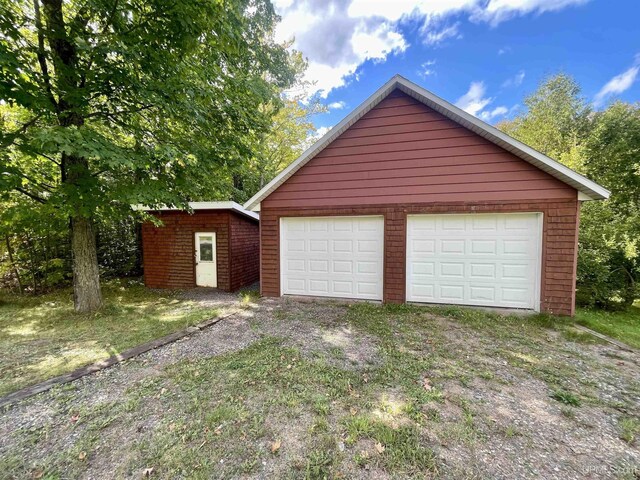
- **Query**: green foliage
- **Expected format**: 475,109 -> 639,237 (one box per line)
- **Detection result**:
1,0 -> 297,213
498,74 -> 591,170
0,0 -> 300,306
0,194 -> 141,292
498,74 -> 640,308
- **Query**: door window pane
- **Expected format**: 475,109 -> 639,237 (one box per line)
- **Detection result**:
199,237 -> 213,261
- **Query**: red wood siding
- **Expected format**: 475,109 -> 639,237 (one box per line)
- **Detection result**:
142,210 -> 259,292
229,212 -> 260,290
262,91 -> 576,210
259,200 -> 580,316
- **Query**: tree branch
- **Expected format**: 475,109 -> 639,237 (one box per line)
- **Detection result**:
84,104 -> 155,120
14,187 -> 47,204
0,115 -> 42,149
33,0 -> 58,111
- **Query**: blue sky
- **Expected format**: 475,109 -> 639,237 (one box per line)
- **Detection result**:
272,0 -> 640,133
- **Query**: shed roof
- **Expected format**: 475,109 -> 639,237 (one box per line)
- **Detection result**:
245,75 -> 610,211
133,201 -> 259,221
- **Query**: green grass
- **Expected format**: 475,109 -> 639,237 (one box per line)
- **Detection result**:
618,416 -> 640,445
550,389 -> 582,407
1,299 -> 637,479
574,305 -> 640,349
0,279 -> 219,397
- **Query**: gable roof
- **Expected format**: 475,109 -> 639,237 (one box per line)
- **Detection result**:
245,75 -> 609,211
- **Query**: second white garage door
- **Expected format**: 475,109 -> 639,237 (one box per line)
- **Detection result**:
280,216 -> 384,300
406,213 -> 542,310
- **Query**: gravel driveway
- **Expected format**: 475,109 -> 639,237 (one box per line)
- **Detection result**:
0,290 -> 638,479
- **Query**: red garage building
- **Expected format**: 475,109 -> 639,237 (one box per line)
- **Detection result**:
140,202 -> 259,291
244,75 -> 610,316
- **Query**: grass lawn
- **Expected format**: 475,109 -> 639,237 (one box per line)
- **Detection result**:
1,299 -> 638,479
0,279 -> 220,397
575,304 -> 640,349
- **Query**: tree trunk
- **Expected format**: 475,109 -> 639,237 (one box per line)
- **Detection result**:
39,0 -> 104,311
71,216 -> 102,312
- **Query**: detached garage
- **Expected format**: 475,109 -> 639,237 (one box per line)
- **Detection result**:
245,75 -> 610,316
140,202 -> 259,291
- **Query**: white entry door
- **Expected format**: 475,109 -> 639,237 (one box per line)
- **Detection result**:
195,232 -> 217,287
280,216 -> 384,300
406,213 -> 542,310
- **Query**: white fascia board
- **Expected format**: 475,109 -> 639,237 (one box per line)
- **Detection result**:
244,74 -> 610,210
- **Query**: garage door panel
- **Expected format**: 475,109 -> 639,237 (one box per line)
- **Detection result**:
407,213 -> 541,310
471,240 -> 497,255
440,240 -> 465,254
469,263 -> 496,279
469,285 -> 495,302
440,284 -> 465,300
309,260 -> 329,273
281,216 -> 384,301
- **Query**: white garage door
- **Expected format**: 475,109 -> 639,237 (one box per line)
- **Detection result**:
406,213 -> 542,310
280,216 -> 384,300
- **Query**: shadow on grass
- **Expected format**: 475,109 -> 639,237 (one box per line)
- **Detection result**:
0,279 -> 220,396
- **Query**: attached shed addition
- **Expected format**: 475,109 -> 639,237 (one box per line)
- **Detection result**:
141,202 -> 259,291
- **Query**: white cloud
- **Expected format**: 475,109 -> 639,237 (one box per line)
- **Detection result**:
594,57 -> 640,106
471,0 -> 590,27
347,0 -> 476,22
418,59 -> 437,77
275,0 -> 407,97
479,105 -> 508,121
328,101 -> 347,109
501,70 -> 525,88
455,81 -> 493,116
313,126 -> 332,140
422,22 -> 462,45
274,0 -> 589,98
498,46 -> 511,55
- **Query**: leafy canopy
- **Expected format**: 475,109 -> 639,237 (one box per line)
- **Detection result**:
499,74 -> 640,307
0,0 -> 298,218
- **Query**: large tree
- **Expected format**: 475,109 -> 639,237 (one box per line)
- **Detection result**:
0,0 -> 296,311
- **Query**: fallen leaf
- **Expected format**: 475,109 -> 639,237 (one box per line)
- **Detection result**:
142,467 -> 154,477
286,364 -> 292,369
350,407 -> 358,416
271,439 -> 281,453
70,414 -> 80,423
375,442 -> 385,454
78,451 -> 87,461
31,469 -> 44,479
422,378 -> 432,391
214,425 -> 223,435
